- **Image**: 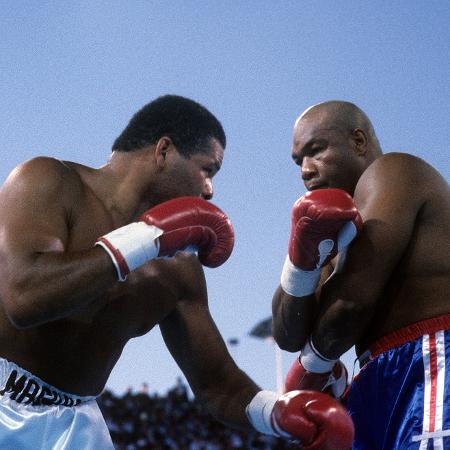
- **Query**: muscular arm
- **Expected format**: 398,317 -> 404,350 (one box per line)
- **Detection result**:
312,154 -> 426,358
0,158 -> 116,328
159,257 -> 259,430
272,266 -> 332,351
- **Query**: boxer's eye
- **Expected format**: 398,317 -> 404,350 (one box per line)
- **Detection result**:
311,144 -> 325,154
292,153 -> 301,166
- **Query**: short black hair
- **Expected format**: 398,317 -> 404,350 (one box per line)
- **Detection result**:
112,95 -> 226,157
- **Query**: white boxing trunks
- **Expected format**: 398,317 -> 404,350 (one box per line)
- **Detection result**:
0,358 -> 114,449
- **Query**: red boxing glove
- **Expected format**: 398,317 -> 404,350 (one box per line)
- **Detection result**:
96,197 -> 234,281
272,390 -> 354,449
285,356 -> 348,399
140,197 -> 234,267
281,188 -> 362,297
246,390 -> 354,450
289,188 -> 362,270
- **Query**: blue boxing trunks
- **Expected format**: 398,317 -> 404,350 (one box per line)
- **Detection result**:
345,314 -> 450,450
0,357 -> 114,449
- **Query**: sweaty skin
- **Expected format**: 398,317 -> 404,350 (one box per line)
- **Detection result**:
0,140 -> 258,427
273,101 -> 450,358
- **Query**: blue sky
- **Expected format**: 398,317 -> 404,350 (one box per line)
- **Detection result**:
1,1 -> 449,395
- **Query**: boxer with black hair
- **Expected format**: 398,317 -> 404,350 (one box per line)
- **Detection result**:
0,95 -> 354,449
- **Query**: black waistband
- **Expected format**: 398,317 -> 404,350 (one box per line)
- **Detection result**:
0,363 -> 93,407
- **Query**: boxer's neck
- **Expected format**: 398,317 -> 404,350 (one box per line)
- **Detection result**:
95,149 -> 159,224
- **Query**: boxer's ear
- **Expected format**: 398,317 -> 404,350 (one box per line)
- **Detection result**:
155,136 -> 173,168
351,128 -> 368,156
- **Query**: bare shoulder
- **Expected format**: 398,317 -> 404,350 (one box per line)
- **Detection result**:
359,152 -> 438,186
354,152 -> 448,210
1,156 -> 85,204
3,156 -> 82,187
373,151 -> 442,171
350,151 -> 449,279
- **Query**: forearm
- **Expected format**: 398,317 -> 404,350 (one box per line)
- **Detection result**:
161,299 -> 260,431
194,363 -> 260,431
311,274 -> 376,359
196,356 -> 355,446
1,248 -> 116,327
272,285 -> 316,352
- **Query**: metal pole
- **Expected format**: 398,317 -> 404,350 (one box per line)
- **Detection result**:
275,344 -> 283,394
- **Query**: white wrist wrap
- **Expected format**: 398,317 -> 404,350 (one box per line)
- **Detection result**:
300,338 -> 337,373
337,221 -> 358,252
280,256 -> 321,297
96,222 -> 163,282
245,390 -> 278,436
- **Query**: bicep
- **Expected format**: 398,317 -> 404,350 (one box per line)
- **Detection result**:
336,165 -> 421,302
0,160 -> 70,262
0,160 -> 73,296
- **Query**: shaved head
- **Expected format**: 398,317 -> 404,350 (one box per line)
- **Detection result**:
296,101 -> 381,151
291,100 -> 383,194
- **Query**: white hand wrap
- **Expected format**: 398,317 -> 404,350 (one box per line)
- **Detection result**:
300,338 -> 337,373
332,221 -> 358,274
280,256 -> 321,297
337,221 -> 358,252
280,220 -> 358,297
96,222 -> 163,282
245,390 -> 279,436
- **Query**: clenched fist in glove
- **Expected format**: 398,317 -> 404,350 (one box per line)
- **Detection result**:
285,341 -> 349,399
281,188 -> 362,297
96,196 -> 234,281
246,389 -> 354,449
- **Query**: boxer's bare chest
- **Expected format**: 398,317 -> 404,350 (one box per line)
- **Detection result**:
0,184 -> 189,393
64,182 -> 184,331
69,218 -> 182,339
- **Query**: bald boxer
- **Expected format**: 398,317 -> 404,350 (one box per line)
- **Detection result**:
272,100 -> 450,449
0,95 -> 353,449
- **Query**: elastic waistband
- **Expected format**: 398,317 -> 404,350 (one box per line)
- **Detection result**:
358,314 -> 450,366
0,358 -> 96,407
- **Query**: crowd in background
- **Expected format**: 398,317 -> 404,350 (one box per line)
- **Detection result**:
98,378 -> 297,450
